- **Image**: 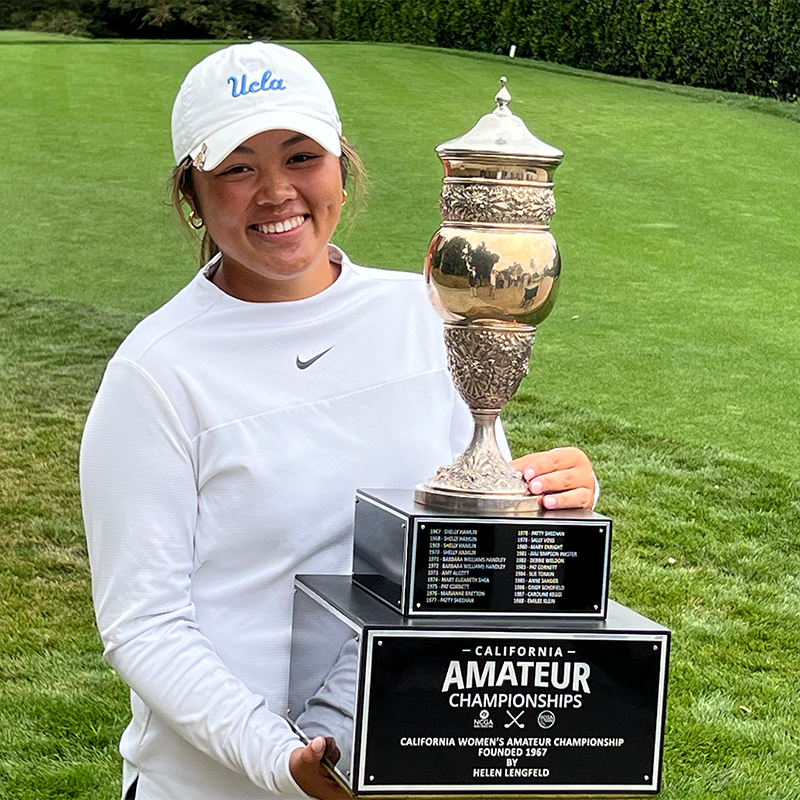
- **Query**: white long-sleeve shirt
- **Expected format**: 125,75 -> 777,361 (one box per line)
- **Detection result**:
81,249 -> 480,799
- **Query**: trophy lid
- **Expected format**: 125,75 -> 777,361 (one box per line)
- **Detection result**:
436,77 -> 563,163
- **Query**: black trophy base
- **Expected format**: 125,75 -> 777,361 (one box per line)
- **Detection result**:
353,489 -> 612,618
288,575 -> 670,796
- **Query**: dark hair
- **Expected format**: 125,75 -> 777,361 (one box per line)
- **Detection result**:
170,137 -> 367,266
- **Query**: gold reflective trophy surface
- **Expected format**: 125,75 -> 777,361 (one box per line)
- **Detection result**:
415,78 -> 564,513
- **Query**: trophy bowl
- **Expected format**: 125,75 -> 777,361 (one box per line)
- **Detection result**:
425,226 -> 560,328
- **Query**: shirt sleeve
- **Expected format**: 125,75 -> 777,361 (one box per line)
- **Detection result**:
80,358 -> 307,797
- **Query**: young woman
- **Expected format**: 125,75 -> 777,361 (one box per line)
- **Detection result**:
80,43 -> 596,800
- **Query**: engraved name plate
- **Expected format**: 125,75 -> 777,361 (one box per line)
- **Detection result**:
352,489 -> 610,618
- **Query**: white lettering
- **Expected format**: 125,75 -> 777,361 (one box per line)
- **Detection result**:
467,660 -> 496,688
442,660 -> 464,691
496,661 -> 518,686
573,662 -> 591,693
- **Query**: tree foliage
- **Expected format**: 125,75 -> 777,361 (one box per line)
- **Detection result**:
0,0 -> 336,40
4,0 -> 800,101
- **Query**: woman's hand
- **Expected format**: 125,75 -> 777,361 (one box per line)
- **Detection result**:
289,736 -> 351,800
510,447 -> 596,510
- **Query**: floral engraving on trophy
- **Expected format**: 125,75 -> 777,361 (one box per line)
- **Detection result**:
424,324 -> 535,494
430,446 -> 526,493
440,184 -> 556,227
444,325 -> 532,410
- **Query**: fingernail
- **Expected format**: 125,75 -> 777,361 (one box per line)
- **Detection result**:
543,495 -> 557,509
523,468 -> 536,481
311,737 -> 325,754
529,480 -> 543,494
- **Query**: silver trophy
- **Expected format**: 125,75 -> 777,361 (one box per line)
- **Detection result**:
288,83 -> 670,798
416,78 -> 564,513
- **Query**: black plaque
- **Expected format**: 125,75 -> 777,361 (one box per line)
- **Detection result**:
353,489 -> 611,617
362,632 -> 668,793
413,519 -> 607,615
288,576 -> 670,796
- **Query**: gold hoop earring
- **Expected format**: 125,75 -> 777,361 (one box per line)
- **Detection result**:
189,210 -> 205,230
341,188 -> 348,207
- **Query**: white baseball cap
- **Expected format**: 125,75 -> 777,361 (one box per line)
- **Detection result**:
171,42 -> 342,170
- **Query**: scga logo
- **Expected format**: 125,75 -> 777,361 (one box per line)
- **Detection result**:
474,709 -> 494,729
537,710 -> 556,729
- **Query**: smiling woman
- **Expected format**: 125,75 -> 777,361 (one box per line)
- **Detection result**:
171,131 -> 364,276
79,42 -> 596,800
187,129 -> 345,302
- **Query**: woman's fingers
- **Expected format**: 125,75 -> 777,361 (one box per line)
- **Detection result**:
290,738 -> 351,800
323,736 -> 341,766
510,446 -> 589,478
538,486 -> 594,510
509,447 -> 595,509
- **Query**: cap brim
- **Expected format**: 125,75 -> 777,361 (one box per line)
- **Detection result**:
188,109 -> 341,170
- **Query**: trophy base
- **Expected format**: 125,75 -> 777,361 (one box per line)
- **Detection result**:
414,484 -> 543,515
288,575 -> 669,796
355,489 -> 611,617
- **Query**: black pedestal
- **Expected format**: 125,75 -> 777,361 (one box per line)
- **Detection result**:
288,575 -> 669,796
288,488 -> 669,796
353,489 -> 612,618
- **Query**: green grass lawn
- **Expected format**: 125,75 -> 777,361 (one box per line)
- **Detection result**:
2,39 -> 800,476
0,30 -> 89,42
1,39 -> 799,798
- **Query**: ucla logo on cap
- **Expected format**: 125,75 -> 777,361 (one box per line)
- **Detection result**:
228,70 -> 287,98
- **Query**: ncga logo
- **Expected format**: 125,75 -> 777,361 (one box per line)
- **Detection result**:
473,709 -> 494,729
537,710 -> 556,729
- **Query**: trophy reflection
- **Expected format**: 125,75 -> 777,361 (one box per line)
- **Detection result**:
416,77 -> 563,513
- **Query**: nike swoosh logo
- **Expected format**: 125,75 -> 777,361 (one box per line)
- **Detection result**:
296,346 -> 334,370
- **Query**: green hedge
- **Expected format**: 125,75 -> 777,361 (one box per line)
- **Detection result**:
333,0 -> 800,101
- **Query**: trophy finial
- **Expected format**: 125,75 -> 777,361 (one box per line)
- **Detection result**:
495,76 -> 511,113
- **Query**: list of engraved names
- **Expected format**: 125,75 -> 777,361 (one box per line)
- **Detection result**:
425,528 -> 501,604
423,526 -> 577,605
514,529 -> 576,605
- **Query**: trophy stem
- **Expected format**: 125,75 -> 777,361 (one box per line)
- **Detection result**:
415,321 -> 542,513
466,411 -> 511,475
